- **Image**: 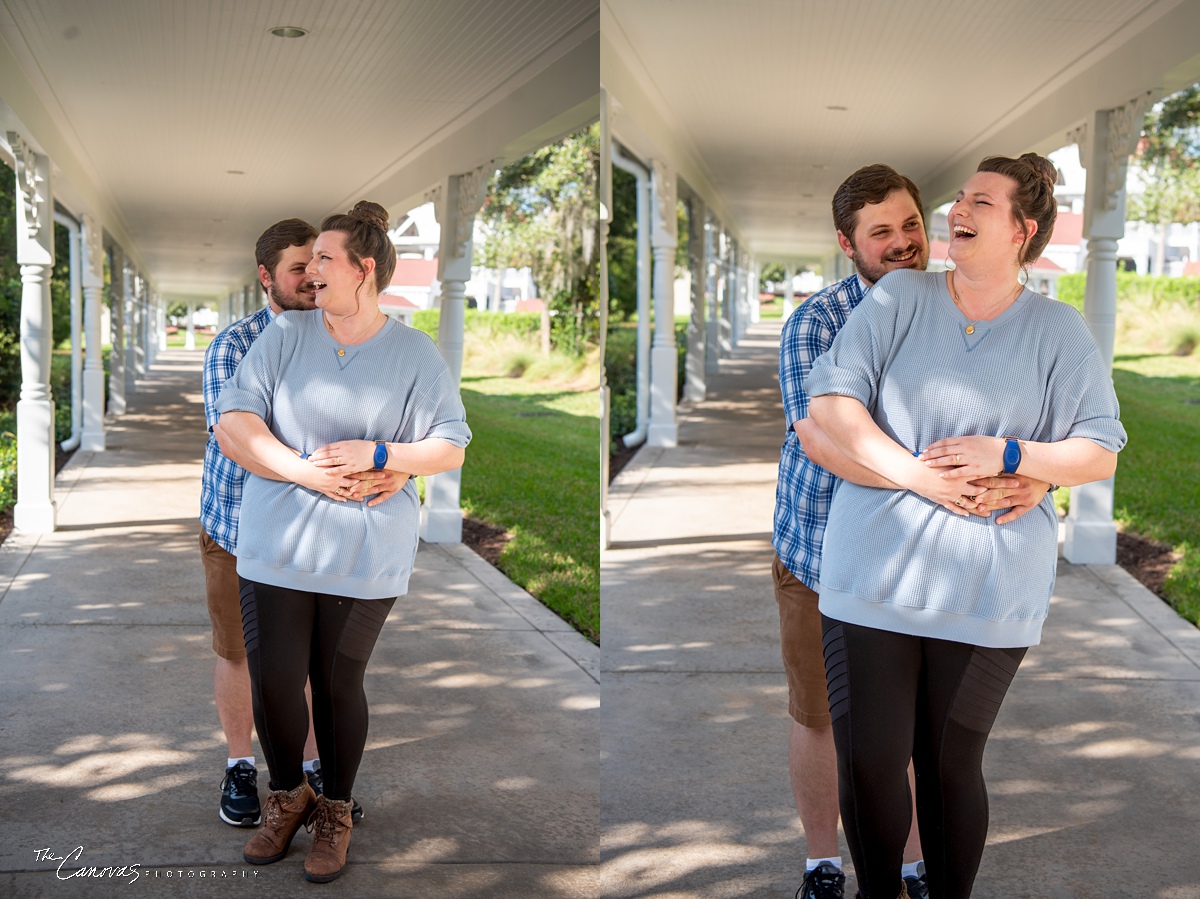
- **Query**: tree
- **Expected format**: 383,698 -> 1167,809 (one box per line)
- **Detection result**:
1128,83 -> 1200,274
760,262 -> 787,291
479,124 -> 599,353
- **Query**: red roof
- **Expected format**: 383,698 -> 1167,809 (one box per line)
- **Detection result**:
1030,255 -> 1066,273
390,257 -> 438,287
514,298 -> 545,313
1049,211 -> 1083,246
379,293 -> 418,308
929,239 -> 1064,273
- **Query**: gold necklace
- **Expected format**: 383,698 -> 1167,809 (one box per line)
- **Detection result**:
324,311 -> 384,357
949,271 -> 1022,335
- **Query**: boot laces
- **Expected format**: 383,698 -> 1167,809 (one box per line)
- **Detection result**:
307,801 -> 346,847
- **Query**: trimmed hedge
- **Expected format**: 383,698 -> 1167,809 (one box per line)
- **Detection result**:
1056,272 -> 1200,313
411,309 -> 544,343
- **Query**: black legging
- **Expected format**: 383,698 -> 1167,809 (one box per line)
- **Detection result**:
241,579 -> 396,800
821,617 -> 1026,899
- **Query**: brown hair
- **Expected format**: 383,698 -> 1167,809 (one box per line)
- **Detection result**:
320,200 -> 396,293
976,153 -> 1058,266
832,164 -> 924,245
255,218 -> 317,277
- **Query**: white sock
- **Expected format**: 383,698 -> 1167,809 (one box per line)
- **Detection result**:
902,861 -> 924,878
805,856 -> 843,872
303,759 -> 319,773
227,756 -> 255,768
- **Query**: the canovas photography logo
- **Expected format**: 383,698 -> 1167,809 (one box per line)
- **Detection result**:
33,846 -> 260,884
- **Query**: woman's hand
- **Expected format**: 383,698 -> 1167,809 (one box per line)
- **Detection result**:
219,411 -> 354,501
343,469 -> 411,507
919,436 -> 1006,480
309,440 -> 376,475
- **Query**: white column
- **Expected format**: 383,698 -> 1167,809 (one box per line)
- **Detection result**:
1063,96 -> 1150,565
421,163 -> 491,543
612,148 -> 651,447
125,266 -> 139,391
185,303 -> 196,350
156,293 -> 167,354
684,196 -> 708,402
7,133 -> 57,532
704,217 -> 720,375
54,213 -> 83,451
599,89 -> 613,550
750,257 -> 761,324
648,159 -> 678,447
81,214 -> 106,450
783,265 -> 795,319
108,247 -> 126,416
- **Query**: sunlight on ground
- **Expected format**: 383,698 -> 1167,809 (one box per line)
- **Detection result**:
560,695 -> 600,710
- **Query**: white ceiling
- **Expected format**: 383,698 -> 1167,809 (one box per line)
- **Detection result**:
0,0 -> 597,298
603,0 -> 1200,263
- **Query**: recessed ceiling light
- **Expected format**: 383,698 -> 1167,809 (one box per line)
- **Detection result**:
226,170 -> 245,175
825,105 -> 849,112
270,26 -> 308,38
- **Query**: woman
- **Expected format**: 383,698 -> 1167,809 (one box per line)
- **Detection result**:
215,201 -> 471,883
804,154 -> 1126,898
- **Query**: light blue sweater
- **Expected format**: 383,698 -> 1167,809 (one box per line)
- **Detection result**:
805,269 -> 1126,648
216,310 -> 471,599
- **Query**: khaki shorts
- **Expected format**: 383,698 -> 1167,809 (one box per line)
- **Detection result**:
772,553 -> 832,728
200,528 -> 246,661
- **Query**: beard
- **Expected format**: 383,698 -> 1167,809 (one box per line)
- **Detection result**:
852,242 -> 929,286
269,280 -> 317,312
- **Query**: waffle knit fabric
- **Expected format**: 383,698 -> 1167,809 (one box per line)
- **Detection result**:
805,269 -> 1126,648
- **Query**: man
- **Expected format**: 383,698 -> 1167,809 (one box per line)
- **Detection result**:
200,219 -> 398,827
773,165 -> 1049,899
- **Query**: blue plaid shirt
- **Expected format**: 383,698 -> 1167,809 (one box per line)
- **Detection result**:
772,274 -> 868,589
200,306 -> 275,554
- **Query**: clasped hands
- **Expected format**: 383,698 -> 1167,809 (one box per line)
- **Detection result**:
301,440 -> 408,507
916,436 -> 1050,525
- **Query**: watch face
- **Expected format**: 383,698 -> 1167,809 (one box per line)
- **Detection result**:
374,442 -> 388,469
1004,440 -> 1021,470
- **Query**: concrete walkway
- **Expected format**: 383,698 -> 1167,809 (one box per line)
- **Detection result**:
601,321 -> 1200,898
0,350 -> 597,898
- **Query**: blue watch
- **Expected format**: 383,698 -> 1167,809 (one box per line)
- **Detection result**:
1002,437 -> 1022,474
373,440 -> 388,471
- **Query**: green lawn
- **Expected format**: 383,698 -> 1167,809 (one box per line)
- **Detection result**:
457,376 -> 599,642
167,330 -> 214,349
1110,350 -> 1200,624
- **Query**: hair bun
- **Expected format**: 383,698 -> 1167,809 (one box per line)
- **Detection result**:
1018,152 -> 1058,191
348,200 -> 389,233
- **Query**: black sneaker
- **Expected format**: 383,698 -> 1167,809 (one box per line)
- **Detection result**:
219,760 -> 261,827
306,762 -> 363,825
903,861 -> 929,899
797,861 -> 845,899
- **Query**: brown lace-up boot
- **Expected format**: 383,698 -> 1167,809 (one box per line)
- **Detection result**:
242,777 -> 317,865
303,795 -> 354,882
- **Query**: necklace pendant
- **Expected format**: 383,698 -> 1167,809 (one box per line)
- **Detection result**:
338,348 -> 345,356
965,324 -> 975,335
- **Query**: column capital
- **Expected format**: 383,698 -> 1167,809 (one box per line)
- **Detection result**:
1068,93 -> 1153,238
650,159 -> 677,247
7,132 -> 54,266
81,214 -> 104,288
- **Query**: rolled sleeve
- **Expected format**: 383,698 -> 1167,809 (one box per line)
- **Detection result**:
215,319 -> 283,423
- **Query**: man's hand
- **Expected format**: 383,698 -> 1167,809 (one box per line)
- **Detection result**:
343,469 -> 411,507
963,474 -> 1052,524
